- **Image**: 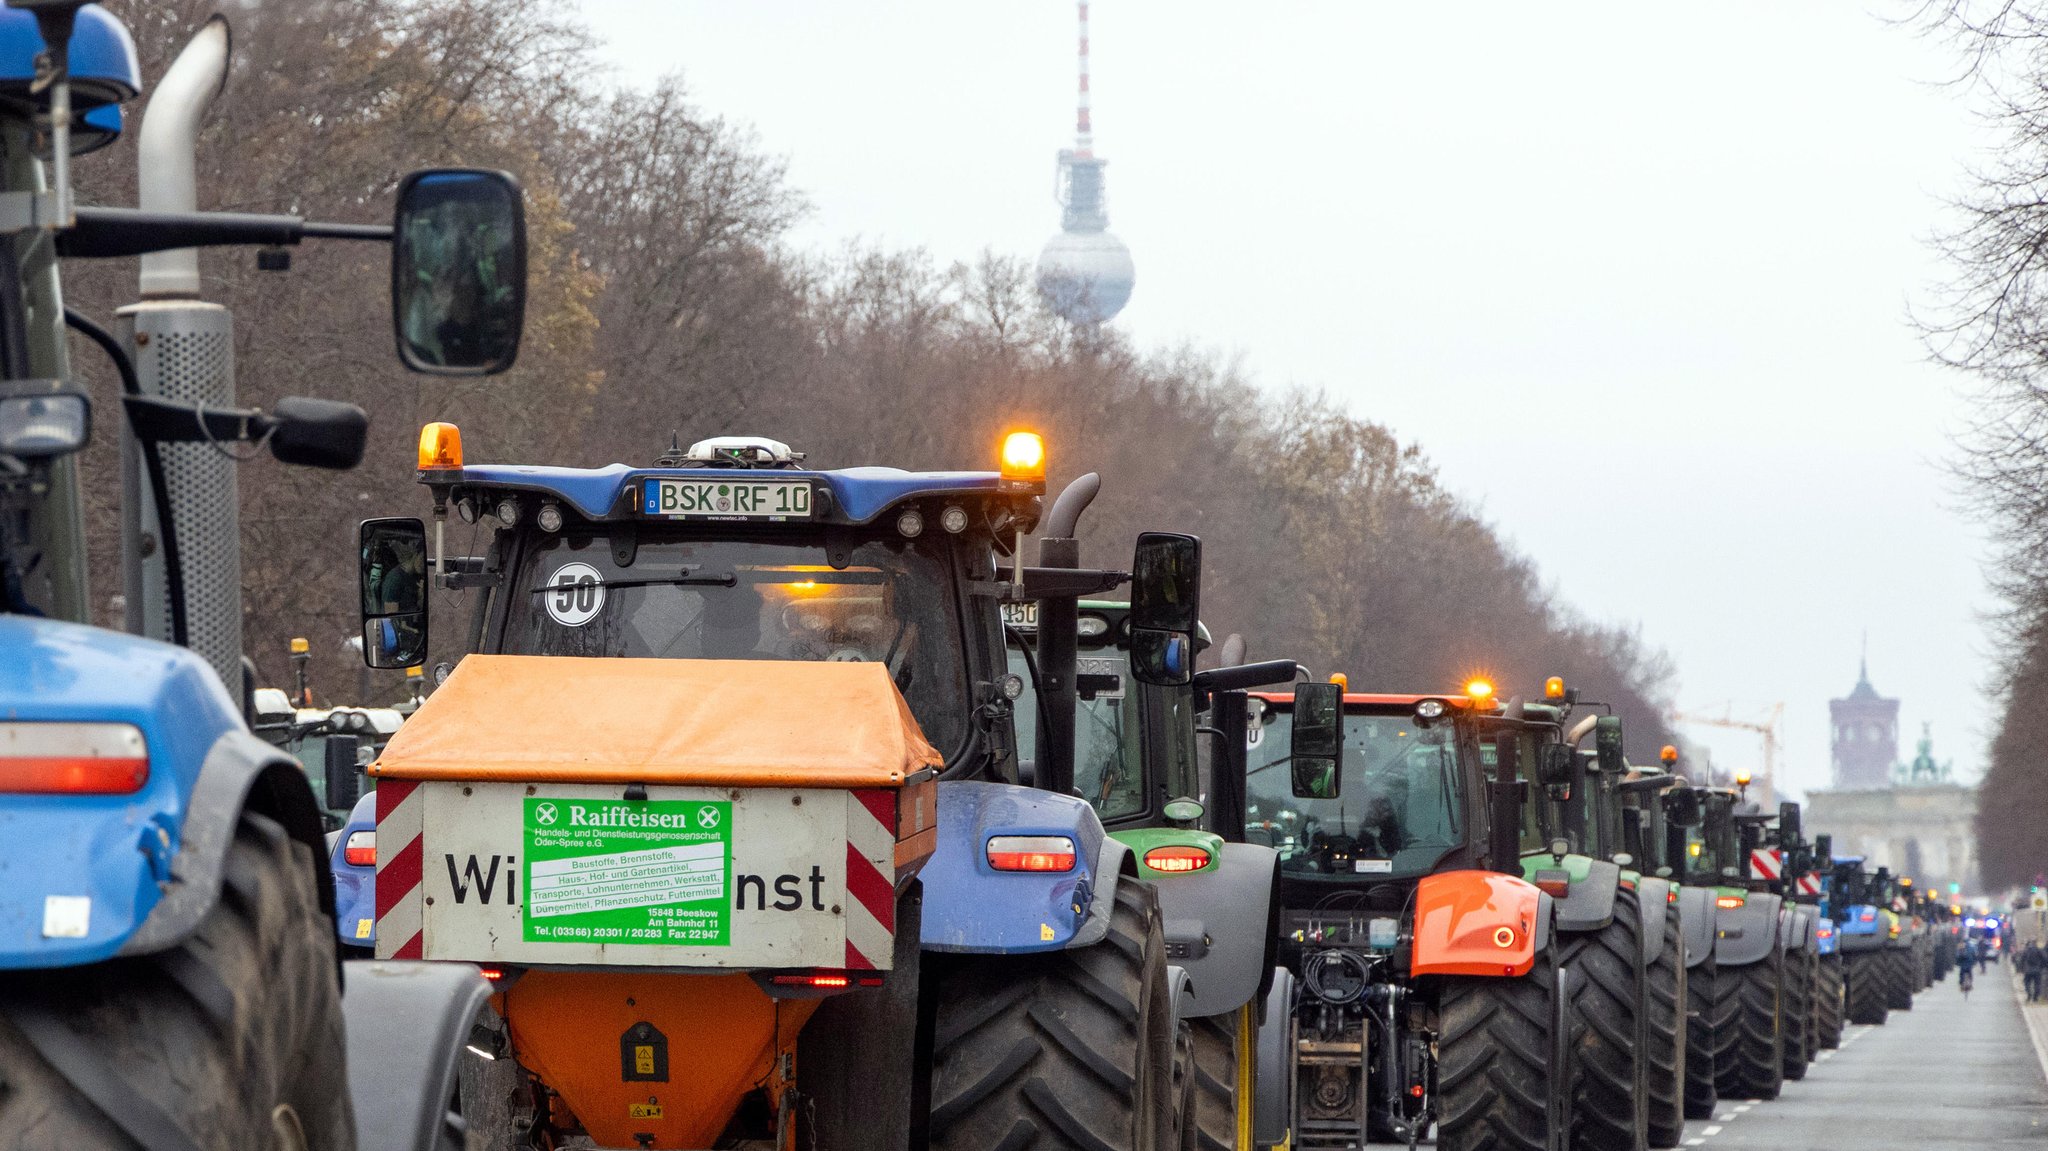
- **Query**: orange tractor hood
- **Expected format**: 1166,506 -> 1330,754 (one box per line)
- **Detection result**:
370,655 -> 941,787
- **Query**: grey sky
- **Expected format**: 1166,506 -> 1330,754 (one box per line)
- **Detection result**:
574,1 -> 1996,800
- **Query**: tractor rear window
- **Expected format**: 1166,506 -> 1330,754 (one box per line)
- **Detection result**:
502,530 -> 969,759
1245,708 -> 1464,878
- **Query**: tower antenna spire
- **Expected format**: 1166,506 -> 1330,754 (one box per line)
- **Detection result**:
1075,1 -> 1093,157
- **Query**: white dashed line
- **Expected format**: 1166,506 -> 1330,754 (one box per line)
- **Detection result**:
1685,1139 -> 1707,1147
1703,1124 -> 1723,1136
1732,1103 -> 1752,1113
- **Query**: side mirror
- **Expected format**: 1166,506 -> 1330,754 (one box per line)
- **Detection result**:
268,397 -> 369,470
324,734 -> 363,813
1128,532 -> 1200,687
1289,680 -> 1344,800
392,168 -> 527,376
1814,833 -> 1832,867
1665,788 -> 1703,828
1593,714 -> 1624,775
359,517 -> 429,669
1778,801 -> 1802,844
1538,742 -> 1575,787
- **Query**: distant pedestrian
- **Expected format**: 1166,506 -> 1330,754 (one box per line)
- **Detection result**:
2021,942 -> 2047,1002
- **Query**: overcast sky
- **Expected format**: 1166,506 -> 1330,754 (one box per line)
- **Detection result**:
574,1 -> 1999,800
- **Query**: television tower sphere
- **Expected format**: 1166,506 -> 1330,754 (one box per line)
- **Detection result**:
1037,228 -> 1135,327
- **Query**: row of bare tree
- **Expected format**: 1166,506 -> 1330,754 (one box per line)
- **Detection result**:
69,0 -> 1677,753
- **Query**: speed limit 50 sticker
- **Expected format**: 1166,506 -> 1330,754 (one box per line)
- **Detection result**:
544,561 -> 606,626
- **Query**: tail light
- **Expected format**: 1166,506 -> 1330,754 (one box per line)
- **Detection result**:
0,722 -> 148,794
1716,895 -> 1745,909
343,830 -> 376,867
478,966 -> 505,982
987,835 -> 1076,872
1143,845 -> 1212,873
769,969 -> 885,990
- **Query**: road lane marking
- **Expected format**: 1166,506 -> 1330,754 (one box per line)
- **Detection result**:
1703,1124 -> 1723,1136
1732,1103 -> 1752,1113
1685,1139 -> 1706,1147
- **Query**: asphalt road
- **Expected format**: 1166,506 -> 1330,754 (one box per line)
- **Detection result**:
1692,961 -> 2048,1150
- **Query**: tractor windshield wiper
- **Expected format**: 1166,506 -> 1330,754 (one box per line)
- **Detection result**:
525,570 -> 737,594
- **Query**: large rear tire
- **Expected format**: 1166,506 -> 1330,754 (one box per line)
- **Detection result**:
1814,955 -> 1845,1049
0,810 -> 353,1151
1187,1012 -> 1235,1151
1781,945 -> 1811,1082
1645,904 -> 1687,1149
1708,951 -> 1783,1102
1844,952 -> 1888,1026
1682,947 -> 1717,1121
1437,947 -> 1556,1151
929,878 -> 1174,1151
1884,949 -> 1915,1012
1559,889 -> 1648,1151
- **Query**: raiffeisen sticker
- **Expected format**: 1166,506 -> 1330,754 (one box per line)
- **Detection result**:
524,798 -> 731,946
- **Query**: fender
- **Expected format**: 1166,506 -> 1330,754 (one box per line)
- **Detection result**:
1781,903 -> 1817,954
1411,870 -> 1542,977
1550,858 -> 1623,933
0,617 -> 331,967
342,960 -> 493,1151
1637,876 -> 1671,966
1835,903 -> 1885,952
1139,840 -> 1279,1017
1712,890 -> 1783,968
919,780 -> 1109,954
1814,916 -> 1839,956
1252,965 -> 1297,1148
1677,885 -> 1716,970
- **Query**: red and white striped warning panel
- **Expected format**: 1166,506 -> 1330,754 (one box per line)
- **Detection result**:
375,778 -> 935,970
1750,848 -> 1783,882
1796,873 -> 1822,896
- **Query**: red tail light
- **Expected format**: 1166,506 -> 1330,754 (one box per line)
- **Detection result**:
0,722 -> 148,794
1716,895 -> 1745,909
1143,845 -> 1212,873
478,966 -> 505,982
769,969 -> 885,990
987,835 -> 1076,872
343,830 -> 376,867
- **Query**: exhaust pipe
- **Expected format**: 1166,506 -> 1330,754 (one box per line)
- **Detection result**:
137,15 -> 230,299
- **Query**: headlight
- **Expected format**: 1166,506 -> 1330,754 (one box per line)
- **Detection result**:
0,392 -> 89,458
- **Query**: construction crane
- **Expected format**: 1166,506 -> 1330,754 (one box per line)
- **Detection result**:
1670,701 -> 1785,807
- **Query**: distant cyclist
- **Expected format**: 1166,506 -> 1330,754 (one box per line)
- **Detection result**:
1957,938 -> 1980,996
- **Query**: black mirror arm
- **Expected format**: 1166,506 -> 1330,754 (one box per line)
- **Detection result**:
1192,660 -> 1303,693
1014,567 -> 1128,600
56,206 -> 392,259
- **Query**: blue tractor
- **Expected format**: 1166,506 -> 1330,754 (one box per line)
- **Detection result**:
0,6 -> 532,1147
348,430 -> 1209,1148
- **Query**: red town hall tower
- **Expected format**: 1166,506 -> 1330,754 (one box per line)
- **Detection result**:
1829,659 -> 1900,789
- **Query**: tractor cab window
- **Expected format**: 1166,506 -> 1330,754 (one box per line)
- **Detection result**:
1004,643 -> 1147,823
502,529 -> 969,759
1245,707 -> 1464,878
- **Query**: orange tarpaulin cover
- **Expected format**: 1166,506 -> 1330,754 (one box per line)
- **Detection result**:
369,655 -> 941,787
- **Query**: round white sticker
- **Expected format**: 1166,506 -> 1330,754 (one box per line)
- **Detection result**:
544,562 -> 606,627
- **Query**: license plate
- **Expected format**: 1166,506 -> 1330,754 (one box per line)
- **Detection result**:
1002,602 -> 1039,630
644,478 -> 812,520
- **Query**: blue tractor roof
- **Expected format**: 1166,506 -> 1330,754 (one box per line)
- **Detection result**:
0,6 -> 139,108
446,463 -> 1017,526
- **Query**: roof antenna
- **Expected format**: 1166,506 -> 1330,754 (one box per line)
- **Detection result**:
655,432 -> 684,467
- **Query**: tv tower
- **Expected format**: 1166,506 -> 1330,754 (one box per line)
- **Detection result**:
1036,0 -> 1135,329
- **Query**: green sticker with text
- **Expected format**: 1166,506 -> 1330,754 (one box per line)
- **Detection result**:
523,798 -> 731,946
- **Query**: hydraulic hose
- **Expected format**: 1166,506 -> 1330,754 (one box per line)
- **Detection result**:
64,307 -> 187,648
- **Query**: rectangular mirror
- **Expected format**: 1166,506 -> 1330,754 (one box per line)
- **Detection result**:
1777,801 -> 1801,844
360,517 -> 428,669
1593,714 -> 1624,775
1128,532 -> 1202,687
323,733 -> 362,814
392,167 -> 526,376
1664,787 -> 1703,828
1538,742 -> 1575,787
1289,680 -> 1343,799
1813,832 -> 1831,867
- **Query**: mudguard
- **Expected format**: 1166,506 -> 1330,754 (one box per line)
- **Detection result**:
1638,876 -> 1671,966
1815,916 -> 1839,956
1712,890 -> 1783,968
1145,840 -> 1279,1017
342,960 -> 492,1151
1411,870 -> 1542,977
1253,965 -> 1297,1147
1552,858 -> 1623,933
919,779 -> 1111,954
1781,903 -> 1817,953
0,617 -> 331,968
1677,885 -> 1716,969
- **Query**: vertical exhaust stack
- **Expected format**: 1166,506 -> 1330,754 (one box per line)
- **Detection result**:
119,17 -> 241,688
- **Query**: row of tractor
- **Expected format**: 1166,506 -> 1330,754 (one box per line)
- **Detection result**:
0,6 -> 1952,1151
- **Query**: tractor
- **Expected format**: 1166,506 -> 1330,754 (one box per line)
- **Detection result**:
358,433 -> 1206,1149
0,6 -> 540,1149
1827,856 -> 1899,1026
1233,679 -> 1574,1151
